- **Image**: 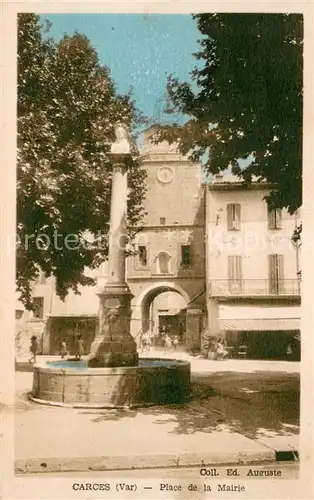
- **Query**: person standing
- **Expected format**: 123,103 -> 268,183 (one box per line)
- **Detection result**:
164,334 -> 172,350
216,338 -> 228,360
75,335 -> 84,360
60,339 -> 68,359
140,332 -> 151,354
173,335 -> 179,350
28,335 -> 38,364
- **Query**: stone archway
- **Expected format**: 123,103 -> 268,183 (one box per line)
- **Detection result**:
136,282 -> 190,336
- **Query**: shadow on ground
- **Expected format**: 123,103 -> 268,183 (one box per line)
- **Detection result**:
72,370 -> 300,441
15,369 -> 299,441
191,371 -> 300,440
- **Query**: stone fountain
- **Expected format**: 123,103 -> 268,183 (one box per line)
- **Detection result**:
30,124 -> 191,408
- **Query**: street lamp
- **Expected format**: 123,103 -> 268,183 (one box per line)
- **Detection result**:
291,215 -> 301,295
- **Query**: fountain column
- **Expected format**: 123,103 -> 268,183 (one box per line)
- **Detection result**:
88,124 -> 138,367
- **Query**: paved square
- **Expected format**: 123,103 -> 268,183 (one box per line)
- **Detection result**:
13,357 -> 300,473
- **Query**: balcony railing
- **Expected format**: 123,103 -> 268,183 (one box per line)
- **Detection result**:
209,279 -> 301,297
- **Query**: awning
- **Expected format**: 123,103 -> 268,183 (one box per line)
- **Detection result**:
46,314 -> 97,319
219,318 -> 300,331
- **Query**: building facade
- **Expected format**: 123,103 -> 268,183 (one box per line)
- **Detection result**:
16,127 -> 206,355
16,131 -> 301,359
205,175 -> 301,359
126,127 -> 206,349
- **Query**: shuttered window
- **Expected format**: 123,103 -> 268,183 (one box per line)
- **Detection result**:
228,256 -> 243,293
227,204 -> 241,230
268,208 -> 282,229
268,254 -> 284,294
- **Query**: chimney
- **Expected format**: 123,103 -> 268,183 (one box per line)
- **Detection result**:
214,174 -> 224,183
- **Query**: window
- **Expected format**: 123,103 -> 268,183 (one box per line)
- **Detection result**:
158,252 -> 171,274
268,254 -> 284,294
138,246 -> 147,266
15,310 -> 24,320
160,217 -> 166,225
228,256 -> 243,293
268,208 -> 282,229
227,204 -> 241,230
181,245 -> 192,267
33,297 -> 44,319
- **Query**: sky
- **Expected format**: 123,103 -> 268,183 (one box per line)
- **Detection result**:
38,15 -> 250,175
40,14 -> 202,126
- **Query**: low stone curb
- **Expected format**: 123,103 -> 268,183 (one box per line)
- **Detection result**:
27,392 -> 193,410
15,446 -> 278,474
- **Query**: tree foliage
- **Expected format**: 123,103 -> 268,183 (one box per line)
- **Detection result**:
155,14 -> 303,214
17,14 -> 146,308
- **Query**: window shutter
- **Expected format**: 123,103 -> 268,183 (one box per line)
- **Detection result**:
227,204 -> 241,230
234,204 -> 241,229
269,254 -> 284,293
277,254 -> 284,284
269,254 -> 276,293
236,255 -> 242,280
268,254 -> 275,280
228,256 -> 242,281
228,256 -> 235,281
228,256 -> 242,293
276,209 -> 282,228
268,208 -> 282,229
268,209 -> 275,229
227,204 -> 233,230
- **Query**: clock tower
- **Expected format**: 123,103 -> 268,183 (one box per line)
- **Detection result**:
138,126 -> 204,227
126,125 -> 206,351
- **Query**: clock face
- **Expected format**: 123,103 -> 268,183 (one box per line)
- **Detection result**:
157,166 -> 174,184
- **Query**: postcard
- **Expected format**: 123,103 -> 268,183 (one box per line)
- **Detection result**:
1,2 -> 313,499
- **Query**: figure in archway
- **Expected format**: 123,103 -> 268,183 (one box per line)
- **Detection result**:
138,283 -> 190,350
140,332 -> 152,354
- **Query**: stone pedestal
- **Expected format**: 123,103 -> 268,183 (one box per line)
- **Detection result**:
88,286 -> 138,367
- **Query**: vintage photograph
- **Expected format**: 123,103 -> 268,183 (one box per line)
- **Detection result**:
3,8 -> 310,498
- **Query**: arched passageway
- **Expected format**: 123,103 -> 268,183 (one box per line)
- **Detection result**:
137,283 -> 190,344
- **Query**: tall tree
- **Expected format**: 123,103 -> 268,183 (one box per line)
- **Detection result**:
155,14 -> 303,214
17,14 -> 146,308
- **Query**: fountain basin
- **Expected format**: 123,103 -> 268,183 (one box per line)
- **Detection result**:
30,358 -> 191,408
